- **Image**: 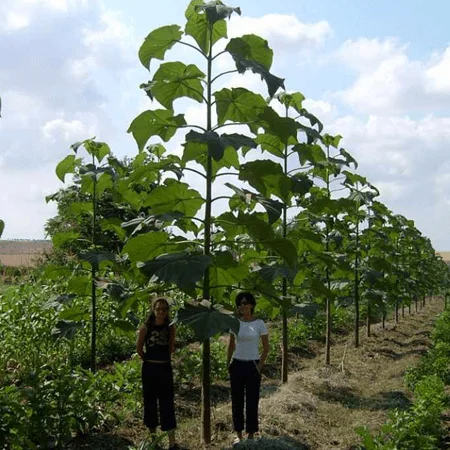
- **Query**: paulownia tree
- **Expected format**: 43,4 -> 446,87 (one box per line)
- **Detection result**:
125,0 -> 301,443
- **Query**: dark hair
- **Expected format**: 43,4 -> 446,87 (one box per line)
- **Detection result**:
235,291 -> 256,315
145,297 -> 171,327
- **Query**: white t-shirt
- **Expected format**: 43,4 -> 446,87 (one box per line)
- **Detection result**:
232,319 -> 268,361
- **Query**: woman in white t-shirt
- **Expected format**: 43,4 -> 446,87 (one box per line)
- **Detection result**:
227,292 -> 269,445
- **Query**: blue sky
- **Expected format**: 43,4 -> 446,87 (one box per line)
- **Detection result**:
2,0 -> 450,250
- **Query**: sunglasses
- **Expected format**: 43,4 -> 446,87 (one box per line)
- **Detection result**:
155,307 -> 168,312
238,300 -> 251,306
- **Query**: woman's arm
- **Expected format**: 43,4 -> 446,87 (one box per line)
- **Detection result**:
136,325 -> 147,361
169,324 -> 176,354
258,334 -> 269,372
227,334 -> 235,366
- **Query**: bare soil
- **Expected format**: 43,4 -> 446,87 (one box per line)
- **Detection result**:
0,240 -> 52,267
69,298 -> 444,450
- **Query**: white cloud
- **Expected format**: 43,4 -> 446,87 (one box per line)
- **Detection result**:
41,118 -> 95,143
228,14 -> 332,50
336,38 -> 408,73
335,37 -> 450,114
0,0 -> 90,33
0,0 -> 137,238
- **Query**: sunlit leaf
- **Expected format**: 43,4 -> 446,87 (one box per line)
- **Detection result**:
139,25 -> 183,69
149,62 -> 205,109
195,1 -> 241,24
185,0 -> 228,53
143,180 -> 204,216
56,155 -> 80,182
274,91 -> 305,114
128,110 -> 187,151
123,231 -> 171,262
214,87 -> 266,128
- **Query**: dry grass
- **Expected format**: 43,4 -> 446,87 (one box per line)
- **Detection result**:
178,298 -> 442,450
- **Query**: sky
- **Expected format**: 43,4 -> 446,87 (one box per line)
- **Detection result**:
2,0 -> 450,250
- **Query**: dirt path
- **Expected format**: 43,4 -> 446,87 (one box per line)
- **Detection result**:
200,298 -> 444,450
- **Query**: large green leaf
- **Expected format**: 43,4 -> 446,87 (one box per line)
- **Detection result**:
185,130 -> 256,161
56,154 -> 80,182
258,107 -> 298,142
137,252 -> 213,289
257,264 -> 297,284
148,62 -> 205,109
183,140 -> 240,176
175,300 -> 239,341
139,25 -> 183,69
0,220 -> 4,238
185,0 -> 227,54
225,182 -> 283,224
42,264 -> 73,280
84,140 -> 111,163
51,320 -> 83,340
274,92 -> 305,114
263,238 -> 298,266
226,35 -> 273,70
294,143 -> 327,166
123,231 -> 171,262
209,251 -> 247,297
254,134 -> 284,158
67,276 -> 91,296
143,180 -> 204,216
122,212 -> 184,236
128,110 -> 187,151
59,306 -> 90,321
79,250 -> 116,267
297,108 -> 324,133
238,160 -> 287,200
214,88 -> 267,128
291,302 -> 320,319
195,1 -> 241,24
226,36 -> 284,97
52,231 -> 80,248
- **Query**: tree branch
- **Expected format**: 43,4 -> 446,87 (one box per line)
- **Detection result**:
211,69 -> 239,84
176,40 -> 207,58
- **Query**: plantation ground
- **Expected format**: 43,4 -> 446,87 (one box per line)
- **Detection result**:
0,240 -> 52,267
69,298 -> 444,450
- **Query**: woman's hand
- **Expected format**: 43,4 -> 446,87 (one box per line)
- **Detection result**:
257,361 -> 264,374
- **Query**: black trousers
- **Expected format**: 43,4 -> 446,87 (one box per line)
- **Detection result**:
229,359 -> 261,433
142,361 -> 177,431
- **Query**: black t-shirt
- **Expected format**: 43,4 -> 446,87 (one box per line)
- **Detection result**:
144,322 -> 171,361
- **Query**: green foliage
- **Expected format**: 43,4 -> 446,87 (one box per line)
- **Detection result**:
0,364 -> 126,449
174,340 -> 228,383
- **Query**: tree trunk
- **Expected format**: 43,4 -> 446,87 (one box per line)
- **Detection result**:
395,299 -> 399,323
201,27 -> 214,444
367,301 -> 371,337
354,222 -> 360,348
90,153 -> 97,373
201,339 -> 211,444
281,309 -> 288,383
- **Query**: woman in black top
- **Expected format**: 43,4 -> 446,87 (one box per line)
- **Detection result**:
136,297 -> 179,450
